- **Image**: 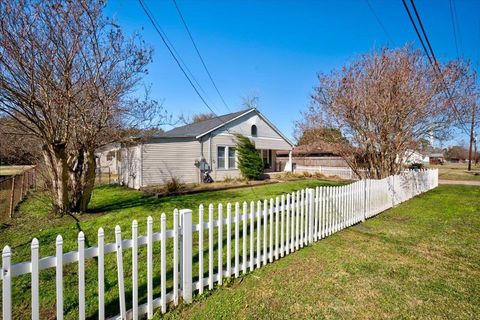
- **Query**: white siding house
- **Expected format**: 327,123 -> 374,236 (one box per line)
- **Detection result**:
112,108 -> 294,189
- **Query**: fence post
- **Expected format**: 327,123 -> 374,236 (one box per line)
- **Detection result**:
181,209 -> 193,304
2,246 -> 11,320
21,173 -> 25,198
9,176 -> 15,219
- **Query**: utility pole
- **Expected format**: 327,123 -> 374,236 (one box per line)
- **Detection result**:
468,101 -> 477,171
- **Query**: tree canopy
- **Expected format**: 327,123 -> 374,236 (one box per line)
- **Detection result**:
298,46 -> 474,178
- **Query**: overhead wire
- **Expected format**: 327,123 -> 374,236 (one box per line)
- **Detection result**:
402,0 -> 470,134
365,0 -> 395,46
138,0 -> 219,116
171,0 -> 232,113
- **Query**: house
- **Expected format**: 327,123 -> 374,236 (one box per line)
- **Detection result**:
276,142 -> 348,171
402,149 -> 429,165
95,143 -> 121,174
429,153 -> 445,165
101,108 -> 294,189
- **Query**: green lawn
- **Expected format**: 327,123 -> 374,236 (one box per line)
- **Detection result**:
0,178 -> 341,319
160,185 -> 480,320
431,163 -> 480,181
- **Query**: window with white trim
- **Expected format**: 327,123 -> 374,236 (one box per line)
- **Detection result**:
217,146 -> 237,169
228,147 -> 236,169
217,146 -> 225,169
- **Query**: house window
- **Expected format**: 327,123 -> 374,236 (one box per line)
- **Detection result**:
251,125 -> 257,137
106,151 -> 115,161
217,146 -> 225,169
228,147 -> 236,169
217,146 -> 236,169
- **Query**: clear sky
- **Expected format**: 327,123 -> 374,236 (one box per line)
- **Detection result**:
106,0 -> 480,146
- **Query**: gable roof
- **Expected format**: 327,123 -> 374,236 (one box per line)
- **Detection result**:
160,108 -> 294,147
161,109 -> 248,138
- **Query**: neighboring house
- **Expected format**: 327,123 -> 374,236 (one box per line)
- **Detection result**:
401,149 -> 429,165
95,143 -> 121,174
105,108 -> 293,189
276,142 -> 347,171
429,153 -> 445,165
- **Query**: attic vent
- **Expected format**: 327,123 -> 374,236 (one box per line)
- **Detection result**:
251,124 -> 257,137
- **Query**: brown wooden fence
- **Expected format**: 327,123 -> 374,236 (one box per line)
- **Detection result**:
0,167 -> 36,223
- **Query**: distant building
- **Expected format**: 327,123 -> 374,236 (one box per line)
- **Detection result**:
276,142 -> 348,171
429,153 -> 445,165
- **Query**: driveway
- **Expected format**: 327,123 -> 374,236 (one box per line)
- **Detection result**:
439,179 -> 480,186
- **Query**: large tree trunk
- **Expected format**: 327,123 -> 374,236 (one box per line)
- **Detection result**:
42,143 -> 70,216
70,149 -> 96,213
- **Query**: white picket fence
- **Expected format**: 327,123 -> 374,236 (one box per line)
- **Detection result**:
295,165 -> 360,180
1,169 -> 438,320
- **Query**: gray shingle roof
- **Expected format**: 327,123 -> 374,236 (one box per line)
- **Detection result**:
160,109 -> 252,138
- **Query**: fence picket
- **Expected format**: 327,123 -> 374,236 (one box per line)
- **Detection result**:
160,213 -> 167,313
146,216 -> 153,319
2,246 -> 11,320
235,202 -> 240,277
56,235 -> 64,320
285,194 -> 290,255
173,209 -> 179,305
218,204 -> 223,285
263,200 -> 267,266
300,190 -> 304,248
31,238 -> 39,320
132,220 -> 138,320
280,195 -> 285,257
269,198 -> 274,263
78,232 -> 85,320
96,228 -> 105,319
198,205 -> 204,293
208,205 -> 214,289
226,203 -> 231,277
242,202 -> 247,274
115,226 -> 127,319
256,201 -> 262,268
295,191 -> 300,250
275,197 -> 279,260
250,201 -> 255,272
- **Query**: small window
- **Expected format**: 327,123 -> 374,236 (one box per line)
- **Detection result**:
217,146 -> 225,169
251,125 -> 257,137
228,147 -> 236,169
106,151 -> 115,161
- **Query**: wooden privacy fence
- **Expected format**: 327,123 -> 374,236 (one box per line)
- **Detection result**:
0,167 -> 36,223
1,169 -> 438,319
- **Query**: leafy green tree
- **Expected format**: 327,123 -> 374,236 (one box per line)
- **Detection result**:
234,134 -> 264,180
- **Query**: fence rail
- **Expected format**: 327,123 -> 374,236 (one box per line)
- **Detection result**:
0,169 -> 438,320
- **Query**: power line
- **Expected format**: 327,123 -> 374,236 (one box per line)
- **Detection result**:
365,0 -> 395,46
171,0 -> 231,113
402,0 -> 471,135
138,0 -> 219,116
401,0 -> 433,64
449,0 -> 460,59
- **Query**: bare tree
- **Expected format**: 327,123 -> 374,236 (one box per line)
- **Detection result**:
298,46 -> 473,178
0,0 -> 164,215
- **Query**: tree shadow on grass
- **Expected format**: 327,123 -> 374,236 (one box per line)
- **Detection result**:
85,185 -> 263,216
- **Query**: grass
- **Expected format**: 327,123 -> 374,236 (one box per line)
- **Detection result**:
160,185 -> 480,320
431,163 -> 480,181
0,178 -> 342,319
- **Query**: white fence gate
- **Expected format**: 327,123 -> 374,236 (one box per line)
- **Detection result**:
1,169 -> 438,319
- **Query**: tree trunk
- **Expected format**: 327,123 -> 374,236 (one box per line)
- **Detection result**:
42,143 -> 70,216
70,149 -> 96,213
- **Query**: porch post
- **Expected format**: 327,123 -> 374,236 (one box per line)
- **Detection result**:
288,150 -> 293,172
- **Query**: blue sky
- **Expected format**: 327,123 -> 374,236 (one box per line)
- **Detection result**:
106,0 -> 480,146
